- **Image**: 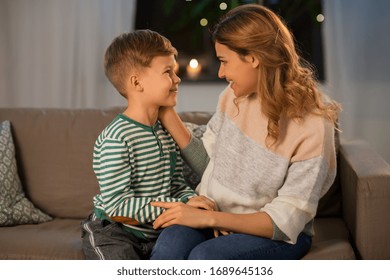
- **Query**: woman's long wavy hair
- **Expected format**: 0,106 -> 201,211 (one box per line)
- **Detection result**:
211,4 -> 341,147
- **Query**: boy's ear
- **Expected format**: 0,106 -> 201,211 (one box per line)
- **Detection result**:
130,75 -> 143,91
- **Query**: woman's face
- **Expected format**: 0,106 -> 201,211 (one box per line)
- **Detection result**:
215,42 -> 259,97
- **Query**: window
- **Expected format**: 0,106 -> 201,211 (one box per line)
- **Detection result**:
135,0 -> 324,82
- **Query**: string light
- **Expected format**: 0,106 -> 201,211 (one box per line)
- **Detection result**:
187,59 -> 202,79
189,59 -> 199,69
316,14 -> 325,22
200,18 -> 208,27
219,2 -> 228,10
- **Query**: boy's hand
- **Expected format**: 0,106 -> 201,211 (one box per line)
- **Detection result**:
186,195 -> 216,211
213,229 -> 233,238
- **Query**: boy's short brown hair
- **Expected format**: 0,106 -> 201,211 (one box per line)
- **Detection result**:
104,29 -> 177,97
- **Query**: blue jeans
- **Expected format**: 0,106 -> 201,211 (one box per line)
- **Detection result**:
150,225 -> 311,260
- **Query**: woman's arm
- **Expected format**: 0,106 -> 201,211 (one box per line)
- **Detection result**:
160,107 -> 210,175
151,201 -> 274,239
159,107 -> 191,149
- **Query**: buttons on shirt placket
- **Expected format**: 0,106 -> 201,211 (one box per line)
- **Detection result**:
152,123 -> 164,158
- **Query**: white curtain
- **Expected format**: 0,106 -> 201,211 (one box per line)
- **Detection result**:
1,0 -> 389,162
323,0 -> 390,162
0,0 -> 136,108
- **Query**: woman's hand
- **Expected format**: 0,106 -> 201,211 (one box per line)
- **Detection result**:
152,202 -> 274,239
186,195 -> 216,211
151,201 -> 213,229
157,106 -> 191,149
158,106 -> 176,122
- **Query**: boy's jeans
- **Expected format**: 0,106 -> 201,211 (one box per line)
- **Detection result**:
151,225 -> 311,260
81,214 -> 155,260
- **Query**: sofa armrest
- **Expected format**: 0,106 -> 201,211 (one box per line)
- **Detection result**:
338,139 -> 390,259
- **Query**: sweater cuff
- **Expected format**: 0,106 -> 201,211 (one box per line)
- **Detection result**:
272,219 -> 290,242
181,135 -> 210,176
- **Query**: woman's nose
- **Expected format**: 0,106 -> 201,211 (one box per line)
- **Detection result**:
218,65 -> 225,79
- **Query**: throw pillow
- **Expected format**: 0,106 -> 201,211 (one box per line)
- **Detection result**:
0,120 -> 52,226
182,122 -> 207,189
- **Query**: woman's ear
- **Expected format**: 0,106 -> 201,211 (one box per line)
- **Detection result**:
245,54 -> 259,68
252,55 -> 260,68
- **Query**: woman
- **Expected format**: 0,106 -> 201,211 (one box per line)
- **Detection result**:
150,4 -> 341,260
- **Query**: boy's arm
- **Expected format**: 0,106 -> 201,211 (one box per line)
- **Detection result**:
94,137 -> 184,225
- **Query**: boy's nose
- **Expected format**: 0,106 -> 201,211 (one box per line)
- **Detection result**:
173,73 -> 181,84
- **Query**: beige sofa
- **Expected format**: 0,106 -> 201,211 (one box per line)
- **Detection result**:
0,107 -> 389,260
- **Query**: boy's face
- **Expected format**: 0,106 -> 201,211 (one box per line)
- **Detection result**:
138,55 -> 180,109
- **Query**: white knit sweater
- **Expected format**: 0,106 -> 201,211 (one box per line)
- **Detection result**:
189,86 -> 337,244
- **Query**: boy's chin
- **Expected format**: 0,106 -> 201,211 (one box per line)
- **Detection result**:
169,96 -> 177,106
161,100 -> 177,108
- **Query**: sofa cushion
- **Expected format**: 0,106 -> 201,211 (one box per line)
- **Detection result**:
302,218 -> 356,259
0,218 -> 84,259
0,121 -> 52,226
0,108 -> 123,219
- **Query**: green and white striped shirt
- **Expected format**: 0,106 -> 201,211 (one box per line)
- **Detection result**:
92,114 -> 196,239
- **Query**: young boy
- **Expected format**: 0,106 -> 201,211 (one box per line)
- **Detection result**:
81,30 -> 211,260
